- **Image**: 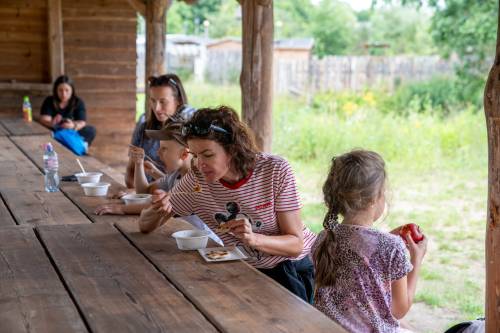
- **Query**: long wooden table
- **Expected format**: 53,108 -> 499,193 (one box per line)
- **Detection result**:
0,120 -> 345,333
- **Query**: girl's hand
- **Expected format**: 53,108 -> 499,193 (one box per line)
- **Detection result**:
151,189 -> 172,214
390,225 -> 403,236
407,234 -> 428,266
94,203 -> 125,215
227,218 -> 259,248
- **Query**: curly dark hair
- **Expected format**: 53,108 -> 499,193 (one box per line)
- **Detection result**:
184,105 -> 259,177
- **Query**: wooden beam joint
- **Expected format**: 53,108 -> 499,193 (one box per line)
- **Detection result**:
126,0 -> 146,16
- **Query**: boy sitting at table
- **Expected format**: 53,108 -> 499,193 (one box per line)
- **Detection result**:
95,118 -> 191,216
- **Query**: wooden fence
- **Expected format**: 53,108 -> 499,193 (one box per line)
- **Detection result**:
137,48 -> 457,94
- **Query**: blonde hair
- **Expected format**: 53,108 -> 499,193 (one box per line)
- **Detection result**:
314,149 -> 386,288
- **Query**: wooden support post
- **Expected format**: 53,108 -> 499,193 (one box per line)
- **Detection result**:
144,0 -> 169,112
484,3 -> 500,332
48,0 -> 64,81
240,0 -> 274,152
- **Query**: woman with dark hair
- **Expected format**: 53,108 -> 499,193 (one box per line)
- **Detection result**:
126,73 -> 194,188
40,75 -> 96,147
138,105 -> 317,303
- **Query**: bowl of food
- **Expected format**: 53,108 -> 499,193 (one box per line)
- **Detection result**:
75,172 -> 102,184
171,229 -> 211,250
121,193 -> 152,205
81,182 -> 110,197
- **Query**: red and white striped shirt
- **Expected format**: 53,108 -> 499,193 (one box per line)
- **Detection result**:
171,153 -> 317,269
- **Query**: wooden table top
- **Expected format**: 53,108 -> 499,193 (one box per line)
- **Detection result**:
0,132 -> 345,333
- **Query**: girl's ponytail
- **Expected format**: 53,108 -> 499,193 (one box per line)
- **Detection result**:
314,207 -> 340,288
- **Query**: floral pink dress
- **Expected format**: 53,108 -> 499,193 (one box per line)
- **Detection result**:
313,224 -> 412,333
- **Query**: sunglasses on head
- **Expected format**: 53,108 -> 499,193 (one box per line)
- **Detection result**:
181,122 -> 231,138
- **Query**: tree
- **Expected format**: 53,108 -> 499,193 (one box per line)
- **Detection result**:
383,0 -> 499,104
310,0 -> 358,56
363,6 -> 435,55
206,1 -> 241,38
274,0 -> 314,39
167,0 -> 223,35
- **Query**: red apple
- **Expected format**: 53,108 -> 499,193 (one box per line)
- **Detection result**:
399,223 -> 424,243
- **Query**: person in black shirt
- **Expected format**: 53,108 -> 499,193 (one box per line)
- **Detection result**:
40,75 -> 96,148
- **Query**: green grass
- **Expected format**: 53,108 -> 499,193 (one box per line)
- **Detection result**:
136,82 -> 487,321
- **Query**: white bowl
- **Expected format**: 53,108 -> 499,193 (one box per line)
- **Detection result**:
121,193 -> 152,205
75,172 -> 102,184
171,230 -> 210,250
81,182 -> 110,197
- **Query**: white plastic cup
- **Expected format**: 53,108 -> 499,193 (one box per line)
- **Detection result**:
171,230 -> 210,250
75,172 -> 102,184
81,182 -> 110,196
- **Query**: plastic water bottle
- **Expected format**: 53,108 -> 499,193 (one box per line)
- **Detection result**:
43,143 -> 59,192
22,96 -> 32,122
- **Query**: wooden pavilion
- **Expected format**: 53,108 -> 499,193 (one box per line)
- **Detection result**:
0,0 -> 499,332
0,0 -> 272,166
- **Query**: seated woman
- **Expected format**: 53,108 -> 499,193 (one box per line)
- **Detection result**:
40,75 -> 96,148
139,106 -> 317,303
126,73 -> 195,188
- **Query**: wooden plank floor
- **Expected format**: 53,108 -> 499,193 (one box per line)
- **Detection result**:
0,118 -> 50,136
0,226 -> 88,333
0,137 -> 90,226
116,220 -> 343,333
36,223 -> 219,333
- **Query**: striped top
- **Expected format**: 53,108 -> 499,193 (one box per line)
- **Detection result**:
170,153 -> 317,269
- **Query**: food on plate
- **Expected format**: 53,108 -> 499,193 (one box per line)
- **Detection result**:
216,223 -> 230,234
206,249 -> 230,260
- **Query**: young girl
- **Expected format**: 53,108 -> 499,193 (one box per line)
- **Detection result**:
313,150 -> 427,332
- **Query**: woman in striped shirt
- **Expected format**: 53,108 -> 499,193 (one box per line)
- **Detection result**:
139,105 -> 317,303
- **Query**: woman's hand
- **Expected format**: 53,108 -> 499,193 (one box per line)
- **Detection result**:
128,145 -> 145,164
227,218 -> 259,248
151,189 -> 172,215
52,114 -> 62,127
406,234 -> 428,266
60,119 -> 75,129
94,203 -> 125,215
